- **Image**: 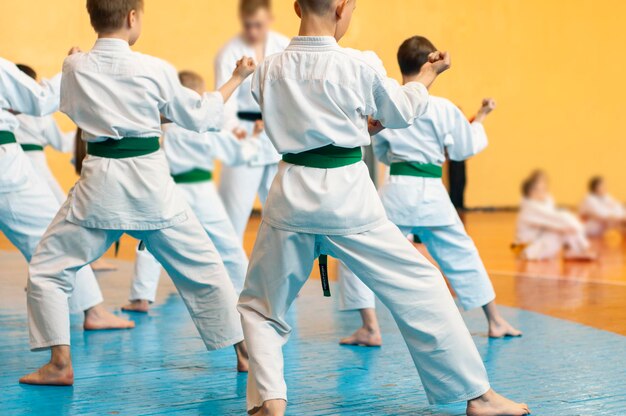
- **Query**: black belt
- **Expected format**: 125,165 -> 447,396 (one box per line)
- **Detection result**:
237,112 -> 263,122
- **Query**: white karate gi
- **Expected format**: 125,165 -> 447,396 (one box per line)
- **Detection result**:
0,58 -> 102,314
15,114 -> 75,202
579,193 -> 625,237
215,31 -> 289,239
238,37 -> 490,411
516,196 -> 590,260
130,123 -> 259,302
339,96 -> 496,312
26,39 -> 242,351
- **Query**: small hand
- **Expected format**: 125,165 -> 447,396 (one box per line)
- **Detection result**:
479,98 -> 497,114
424,51 -> 451,75
232,128 -> 247,140
67,46 -> 82,56
252,120 -> 264,138
233,57 -> 257,79
368,118 -> 385,136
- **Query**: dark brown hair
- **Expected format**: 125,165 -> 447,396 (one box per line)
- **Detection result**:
521,170 -> 546,197
397,36 -> 437,76
16,64 -> 37,80
240,0 -> 271,16
86,0 -> 144,33
297,0 -> 334,16
588,176 -> 604,193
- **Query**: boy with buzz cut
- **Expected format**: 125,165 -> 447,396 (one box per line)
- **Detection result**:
238,1 -> 530,415
20,0 -> 256,385
215,0 -> 290,241
338,36 -> 522,349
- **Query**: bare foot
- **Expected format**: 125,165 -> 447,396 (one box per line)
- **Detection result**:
235,341 -> 249,373
90,258 -> 118,272
121,299 -> 150,313
488,318 -> 523,339
83,304 -> 135,331
19,346 -> 74,386
467,389 -> 530,416
249,399 -> 287,416
339,327 -> 382,347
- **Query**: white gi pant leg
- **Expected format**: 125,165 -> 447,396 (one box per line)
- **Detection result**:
26,151 -> 67,203
412,216 -> 496,310
337,261 -> 376,311
339,215 -> 496,312
522,232 -> 563,260
28,200 -> 243,351
129,182 -> 249,300
218,163 -> 278,240
239,221 -> 490,411
129,247 -> 163,302
0,172 -> 102,317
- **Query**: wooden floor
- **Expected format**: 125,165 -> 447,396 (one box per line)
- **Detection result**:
4,210 -> 623,334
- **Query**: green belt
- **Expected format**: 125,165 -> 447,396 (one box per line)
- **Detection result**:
282,145 -> 362,169
20,144 -> 44,152
0,131 -> 17,145
390,162 -> 443,178
171,168 -> 213,184
87,137 -> 160,159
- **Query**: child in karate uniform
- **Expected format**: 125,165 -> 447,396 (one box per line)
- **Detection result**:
215,0 -> 290,240
338,36 -> 521,349
237,1 -> 529,415
579,176 -> 625,237
122,70 -> 260,322
0,56 -> 134,333
20,0 -> 256,385
516,170 -> 595,261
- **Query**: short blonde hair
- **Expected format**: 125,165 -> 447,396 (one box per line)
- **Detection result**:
240,0 -> 271,16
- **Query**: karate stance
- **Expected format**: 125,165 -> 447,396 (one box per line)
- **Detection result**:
237,1 -> 529,415
338,36 -> 521,348
122,71 -> 259,330
20,0 -> 256,385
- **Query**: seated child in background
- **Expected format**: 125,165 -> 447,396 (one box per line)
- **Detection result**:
579,176 -> 625,237
516,170 -> 595,261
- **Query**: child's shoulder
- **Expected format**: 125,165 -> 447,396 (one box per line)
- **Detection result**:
336,48 -> 387,77
269,31 -> 291,48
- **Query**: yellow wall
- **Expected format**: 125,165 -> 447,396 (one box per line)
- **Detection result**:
2,0 -> 625,207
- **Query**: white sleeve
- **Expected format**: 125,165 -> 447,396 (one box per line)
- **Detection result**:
371,78 -> 430,129
371,131 -> 392,166
42,116 -> 76,152
0,59 -> 60,116
442,104 -> 489,161
157,61 -> 224,133
209,132 -> 260,166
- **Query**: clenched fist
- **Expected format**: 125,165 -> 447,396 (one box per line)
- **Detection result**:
426,51 -> 451,75
233,57 -> 257,79
67,46 -> 82,56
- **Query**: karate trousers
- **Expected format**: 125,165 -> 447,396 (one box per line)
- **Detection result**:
27,200 -> 243,351
238,220 -> 490,412
0,156 -> 102,315
130,181 -> 248,301
339,215 -> 496,312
